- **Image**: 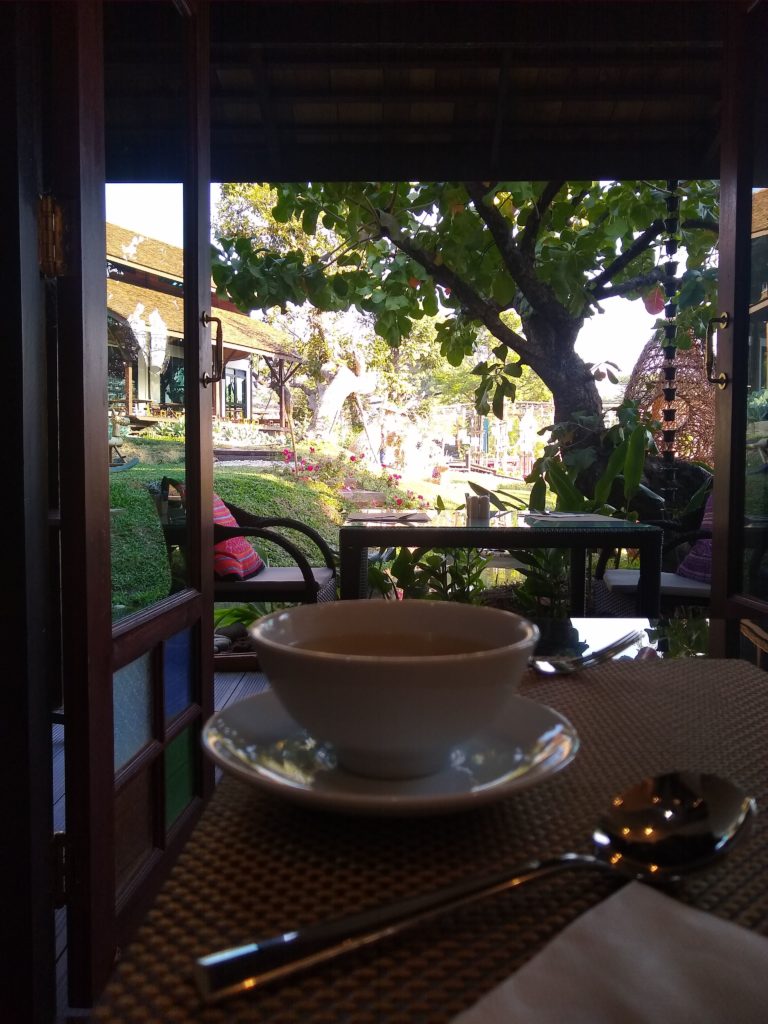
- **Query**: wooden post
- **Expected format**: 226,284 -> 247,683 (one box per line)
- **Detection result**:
278,358 -> 285,427
124,362 -> 132,413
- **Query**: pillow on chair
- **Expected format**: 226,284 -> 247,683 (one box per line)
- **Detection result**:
213,494 -> 265,580
676,494 -> 713,583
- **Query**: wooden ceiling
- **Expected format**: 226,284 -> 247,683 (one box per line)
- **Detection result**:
105,1 -> 734,183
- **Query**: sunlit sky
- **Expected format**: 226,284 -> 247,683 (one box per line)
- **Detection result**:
105,182 -> 657,391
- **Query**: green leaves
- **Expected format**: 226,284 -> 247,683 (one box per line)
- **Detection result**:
369,545 -> 491,603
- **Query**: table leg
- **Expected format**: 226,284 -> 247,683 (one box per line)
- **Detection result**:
569,547 -> 587,615
339,542 -> 368,599
637,533 -> 662,617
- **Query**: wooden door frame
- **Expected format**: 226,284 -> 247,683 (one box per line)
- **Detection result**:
47,0 -> 214,1008
710,1 -> 764,653
52,0 -> 116,1005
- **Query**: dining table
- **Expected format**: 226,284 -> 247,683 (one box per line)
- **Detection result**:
94,652 -> 768,1024
338,510 -> 663,616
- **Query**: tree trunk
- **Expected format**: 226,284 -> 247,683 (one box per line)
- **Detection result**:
519,314 -> 603,425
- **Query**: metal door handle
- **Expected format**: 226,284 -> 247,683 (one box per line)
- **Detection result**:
706,312 -> 730,390
201,312 -> 224,387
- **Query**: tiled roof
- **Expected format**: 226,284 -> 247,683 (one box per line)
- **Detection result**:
106,223 -> 300,360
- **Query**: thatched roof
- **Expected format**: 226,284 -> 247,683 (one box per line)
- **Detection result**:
754,190 -> 768,238
107,223 -> 184,279
106,223 -> 301,361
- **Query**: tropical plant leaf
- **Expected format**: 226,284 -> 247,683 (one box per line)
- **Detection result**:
594,438 -> 628,506
545,460 -> 585,511
623,424 -> 647,501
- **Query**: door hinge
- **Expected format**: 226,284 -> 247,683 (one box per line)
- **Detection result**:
38,193 -> 66,277
52,831 -> 68,908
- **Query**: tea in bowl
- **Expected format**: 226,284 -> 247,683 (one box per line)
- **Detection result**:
249,601 -> 538,779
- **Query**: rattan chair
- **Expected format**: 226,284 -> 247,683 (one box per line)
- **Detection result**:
213,499 -> 337,604
159,479 -> 337,605
592,514 -> 712,616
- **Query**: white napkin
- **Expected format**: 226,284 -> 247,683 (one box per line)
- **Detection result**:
451,882 -> 768,1024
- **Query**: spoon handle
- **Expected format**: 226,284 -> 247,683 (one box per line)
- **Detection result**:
195,852 -> 603,1003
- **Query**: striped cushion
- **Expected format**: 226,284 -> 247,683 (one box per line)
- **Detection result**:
213,494 -> 265,580
676,494 -> 713,583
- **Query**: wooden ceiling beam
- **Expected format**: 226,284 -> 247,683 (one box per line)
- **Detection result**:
204,86 -> 721,105
208,139 -> 718,183
249,45 -> 281,176
207,47 -> 720,70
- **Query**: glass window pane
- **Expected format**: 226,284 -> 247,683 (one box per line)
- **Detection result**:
113,653 -> 153,771
164,726 -> 196,830
106,183 -> 188,622
115,766 -> 155,899
164,628 -> 193,722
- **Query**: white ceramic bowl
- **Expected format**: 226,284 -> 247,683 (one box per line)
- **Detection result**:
249,601 -> 539,779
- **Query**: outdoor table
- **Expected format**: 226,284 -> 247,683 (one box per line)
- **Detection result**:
339,511 -> 663,616
95,657 -> 768,1024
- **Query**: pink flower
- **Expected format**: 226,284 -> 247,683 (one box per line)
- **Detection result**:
349,455 -> 356,462
417,495 -> 424,500
306,465 -> 314,471
396,498 -> 403,506
309,446 -> 315,453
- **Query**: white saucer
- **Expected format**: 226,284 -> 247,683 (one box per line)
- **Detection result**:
202,692 -> 579,816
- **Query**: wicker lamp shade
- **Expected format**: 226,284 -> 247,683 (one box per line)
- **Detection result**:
624,334 -> 715,465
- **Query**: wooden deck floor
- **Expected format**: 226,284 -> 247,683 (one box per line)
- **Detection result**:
53,669 -> 269,1017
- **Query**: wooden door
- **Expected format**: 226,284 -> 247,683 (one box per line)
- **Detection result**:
710,0 -> 768,652
53,1 -> 214,1009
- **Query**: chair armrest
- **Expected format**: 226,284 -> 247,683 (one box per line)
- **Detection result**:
223,501 -> 337,570
214,525 -> 320,593
160,476 -> 187,504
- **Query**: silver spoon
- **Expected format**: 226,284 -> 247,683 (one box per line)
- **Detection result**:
194,772 -> 754,1003
531,629 -> 645,675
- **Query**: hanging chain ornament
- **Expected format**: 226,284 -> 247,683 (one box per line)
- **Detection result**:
660,180 -> 680,510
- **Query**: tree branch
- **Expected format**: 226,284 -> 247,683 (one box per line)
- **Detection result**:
590,215 -> 719,300
376,210 -> 534,359
681,216 -> 719,234
589,220 -> 664,296
592,267 -> 664,301
519,180 -> 566,257
463,182 -> 574,327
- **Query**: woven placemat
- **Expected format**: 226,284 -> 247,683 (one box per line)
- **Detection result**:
94,659 -> 768,1023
